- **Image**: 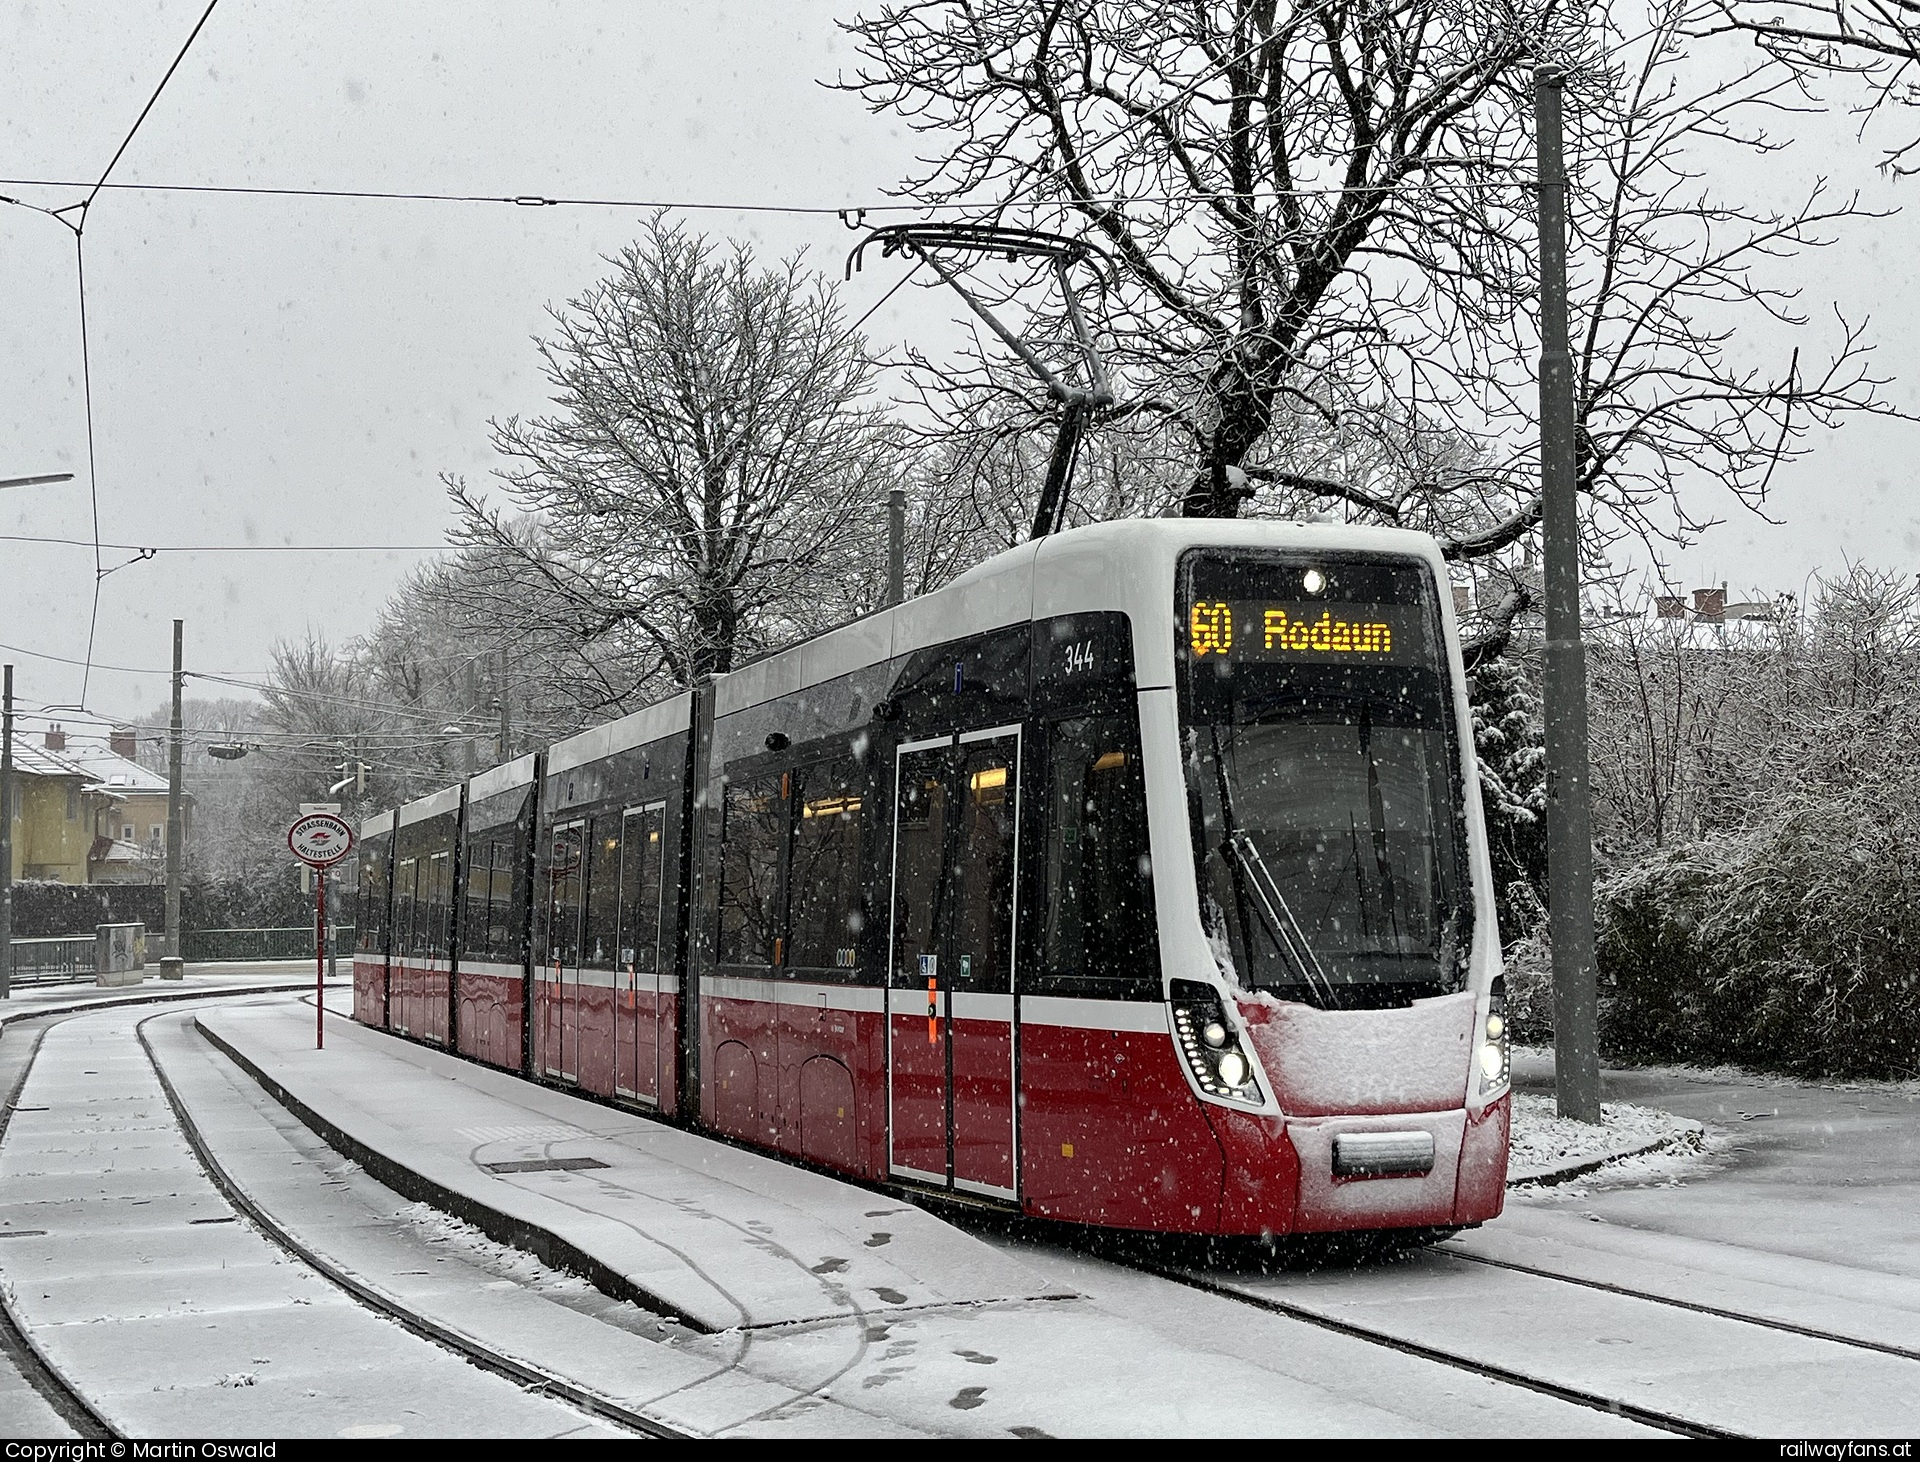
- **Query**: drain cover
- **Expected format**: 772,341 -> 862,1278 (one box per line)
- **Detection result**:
481,1156 -> 610,1175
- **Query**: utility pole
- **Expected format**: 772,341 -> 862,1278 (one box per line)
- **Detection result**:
1535,65 -> 1601,1123
495,648 -> 511,761
886,486 -> 906,607
462,659 -> 480,776
1,664 -> 13,1000
161,619 -> 185,980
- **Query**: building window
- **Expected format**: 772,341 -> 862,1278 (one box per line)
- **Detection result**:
66,786 -> 79,821
150,825 -> 163,844
123,825 -> 134,840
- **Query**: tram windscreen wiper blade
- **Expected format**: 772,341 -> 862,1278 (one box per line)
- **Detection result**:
1226,827 -> 1334,1004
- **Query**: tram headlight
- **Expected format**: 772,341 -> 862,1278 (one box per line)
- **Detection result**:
1478,977 -> 1511,1093
1169,980 -> 1262,1103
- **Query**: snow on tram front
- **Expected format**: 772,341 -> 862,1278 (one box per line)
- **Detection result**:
347,518 -> 1507,1240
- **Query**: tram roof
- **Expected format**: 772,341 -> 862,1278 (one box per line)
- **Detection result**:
397,782 -> 462,828
713,517 -> 1449,719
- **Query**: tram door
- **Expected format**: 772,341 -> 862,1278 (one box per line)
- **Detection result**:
545,820 -> 587,1082
615,802 -> 668,1105
887,727 -> 1021,1199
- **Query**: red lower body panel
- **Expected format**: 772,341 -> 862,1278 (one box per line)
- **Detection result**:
1453,1093 -> 1510,1222
703,981 -> 886,1179
352,956 -> 386,1028
455,966 -> 524,1071
1018,1015 -> 1226,1232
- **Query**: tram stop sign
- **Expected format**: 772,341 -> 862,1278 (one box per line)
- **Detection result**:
288,811 -> 354,868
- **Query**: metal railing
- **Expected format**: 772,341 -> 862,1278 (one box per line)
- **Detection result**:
8,935 -> 98,985
2,926 -> 348,988
180,926 -> 349,963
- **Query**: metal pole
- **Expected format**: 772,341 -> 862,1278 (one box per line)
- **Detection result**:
1,664 -> 13,1001
886,486 -> 906,607
316,861 -> 326,1049
496,648 -> 511,760
463,659 -> 480,775
162,620 -> 185,978
1535,65 -> 1602,1123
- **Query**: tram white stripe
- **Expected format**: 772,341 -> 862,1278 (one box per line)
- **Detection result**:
951,992 -> 1014,1021
1020,995 -> 1168,1034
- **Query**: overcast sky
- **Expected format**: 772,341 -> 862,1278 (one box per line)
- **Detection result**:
3,0 -> 1917,724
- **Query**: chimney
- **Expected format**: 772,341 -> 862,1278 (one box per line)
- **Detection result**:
44,724 -> 65,751
1692,587 -> 1726,622
1655,595 -> 1688,619
1451,584 -> 1471,617
110,729 -> 137,759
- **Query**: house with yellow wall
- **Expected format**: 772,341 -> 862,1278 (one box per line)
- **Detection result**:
5,740 -> 98,883
14,714 -> 181,884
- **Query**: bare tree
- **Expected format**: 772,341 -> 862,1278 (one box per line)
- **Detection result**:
841,0 -> 1899,639
1709,2 -> 1920,173
449,215 -> 901,698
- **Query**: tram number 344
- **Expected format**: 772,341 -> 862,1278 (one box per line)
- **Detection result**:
1062,639 -> 1097,676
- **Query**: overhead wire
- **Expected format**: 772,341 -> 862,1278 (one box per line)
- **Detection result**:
8,0 -> 225,706
0,534 -> 455,553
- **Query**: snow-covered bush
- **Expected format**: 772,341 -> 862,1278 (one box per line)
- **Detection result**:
1592,566 -> 1920,1078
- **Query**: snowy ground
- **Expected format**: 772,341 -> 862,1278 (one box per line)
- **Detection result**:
8,996 -> 1920,1437
1507,1088 -> 1705,1184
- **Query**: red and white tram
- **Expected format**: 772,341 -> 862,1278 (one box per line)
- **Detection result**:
351,518 -> 1510,1236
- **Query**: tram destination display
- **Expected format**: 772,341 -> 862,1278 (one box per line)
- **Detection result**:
1180,551 -> 1436,671
1186,599 -> 1423,665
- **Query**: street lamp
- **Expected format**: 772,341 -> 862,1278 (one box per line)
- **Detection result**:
0,472 -> 75,490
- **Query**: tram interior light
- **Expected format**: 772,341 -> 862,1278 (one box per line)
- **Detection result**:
1302,568 -> 1326,595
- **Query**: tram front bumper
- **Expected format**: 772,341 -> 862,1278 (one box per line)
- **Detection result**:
1203,1094 -> 1509,1236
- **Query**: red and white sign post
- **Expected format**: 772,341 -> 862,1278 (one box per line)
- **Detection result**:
289,812 -> 354,1049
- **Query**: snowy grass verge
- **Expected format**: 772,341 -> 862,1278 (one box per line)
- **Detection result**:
1507,1091 -> 1705,1187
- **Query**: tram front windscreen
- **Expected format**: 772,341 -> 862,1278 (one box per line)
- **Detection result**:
1177,550 -> 1470,1007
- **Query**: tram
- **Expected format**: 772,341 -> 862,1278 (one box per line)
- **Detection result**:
351,518 -> 1510,1236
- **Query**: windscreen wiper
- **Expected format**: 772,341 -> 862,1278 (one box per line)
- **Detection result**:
1226,827 -> 1334,1005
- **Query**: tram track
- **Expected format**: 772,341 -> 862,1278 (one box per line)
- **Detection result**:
1436,1244 -> 1920,1364
130,1007 -> 694,1440
0,1016 -> 117,1440
1133,1259 -> 1737,1439
0,982 -> 324,1440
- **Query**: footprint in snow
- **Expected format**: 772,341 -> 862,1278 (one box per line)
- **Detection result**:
811,1256 -> 850,1274
949,1386 -> 988,1410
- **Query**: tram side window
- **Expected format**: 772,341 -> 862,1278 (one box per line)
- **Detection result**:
394,857 -> 419,958
719,776 -> 787,966
424,850 -> 452,959
619,806 -> 666,973
788,760 -> 865,971
488,841 -> 516,960
1040,714 -> 1159,996
464,841 -> 493,957
358,853 -> 387,953
583,819 -> 622,968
